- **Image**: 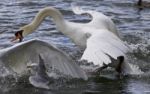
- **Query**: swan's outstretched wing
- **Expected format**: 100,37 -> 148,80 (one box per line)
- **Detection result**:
81,30 -> 130,66
0,39 -> 87,80
71,5 -> 118,36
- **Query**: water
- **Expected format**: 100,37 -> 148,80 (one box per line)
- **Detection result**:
0,0 -> 150,94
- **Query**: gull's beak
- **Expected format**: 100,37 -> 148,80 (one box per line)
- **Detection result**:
83,13 -> 92,18
11,30 -> 23,42
27,65 -> 32,68
27,63 -> 38,68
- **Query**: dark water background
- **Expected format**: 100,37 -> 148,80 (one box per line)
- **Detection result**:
0,0 -> 150,94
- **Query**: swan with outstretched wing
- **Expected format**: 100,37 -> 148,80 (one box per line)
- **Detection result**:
0,39 -> 87,80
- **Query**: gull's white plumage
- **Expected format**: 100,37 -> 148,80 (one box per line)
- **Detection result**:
0,39 -> 87,80
28,55 -> 50,89
17,6 -> 142,74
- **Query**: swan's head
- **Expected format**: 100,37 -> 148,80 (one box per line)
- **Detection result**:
12,25 -> 33,42
11,30 -> 23,42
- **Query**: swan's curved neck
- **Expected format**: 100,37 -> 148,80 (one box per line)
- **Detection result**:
29,7 -> 66,32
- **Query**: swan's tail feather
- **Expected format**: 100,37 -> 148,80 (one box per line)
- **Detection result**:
71,3 -> 119,35
71,3 -> 101,17
71,3 -> 94,15
71,3 -> 86,15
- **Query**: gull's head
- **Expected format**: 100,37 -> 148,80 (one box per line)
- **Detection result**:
27,63 -> 38,75
27,63 -> 38,69
11,25 -> 33,42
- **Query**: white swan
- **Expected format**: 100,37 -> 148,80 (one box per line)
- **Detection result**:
12,7 -> 142,75
0,39 -> 87,80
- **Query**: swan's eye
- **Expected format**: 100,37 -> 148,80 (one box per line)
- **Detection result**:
11,30 -> 24,42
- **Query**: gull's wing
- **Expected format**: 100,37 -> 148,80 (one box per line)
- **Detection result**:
81,30 -> 130,66
0,39 -> 87,80
37,55 -> 48,77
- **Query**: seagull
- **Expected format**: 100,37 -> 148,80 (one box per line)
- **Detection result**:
0,39 -> 87,80
27,55 -> 51,89
12,6 -> 142,75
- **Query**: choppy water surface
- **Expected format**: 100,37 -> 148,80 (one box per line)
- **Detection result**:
0,0 -> 150,94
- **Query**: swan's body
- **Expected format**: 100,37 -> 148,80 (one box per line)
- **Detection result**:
14,7 -> 142,75
0,39 -> 87,80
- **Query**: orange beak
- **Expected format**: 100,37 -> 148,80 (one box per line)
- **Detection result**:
11,35 -> 22,42
11,30 -> 23,42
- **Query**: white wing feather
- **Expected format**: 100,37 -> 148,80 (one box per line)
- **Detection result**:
81,30 -> 130,67
0,39 -> 87,80
71,5 -> 119,36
